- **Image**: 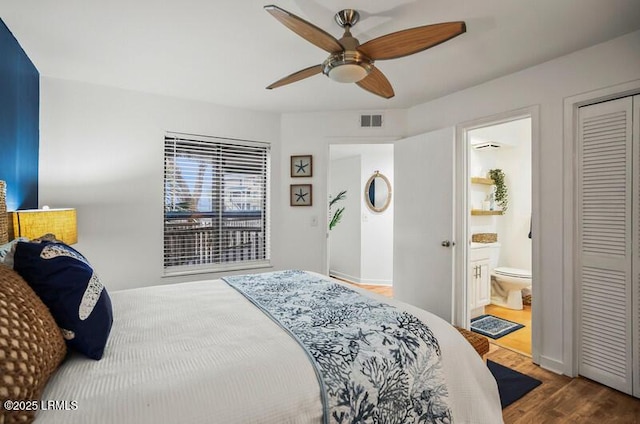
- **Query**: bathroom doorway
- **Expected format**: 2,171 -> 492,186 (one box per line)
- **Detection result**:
461,111 -> 537,358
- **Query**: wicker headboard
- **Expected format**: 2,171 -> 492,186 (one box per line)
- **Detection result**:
0,180 -> 7,244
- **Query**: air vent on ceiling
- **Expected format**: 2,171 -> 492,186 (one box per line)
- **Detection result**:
472,141 -> 501,150
360,114 -> 383,128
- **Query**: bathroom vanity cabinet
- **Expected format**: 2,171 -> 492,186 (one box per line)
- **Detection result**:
469,248 -> 491,311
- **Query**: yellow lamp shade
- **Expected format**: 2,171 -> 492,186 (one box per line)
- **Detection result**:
8,208 -> 77,244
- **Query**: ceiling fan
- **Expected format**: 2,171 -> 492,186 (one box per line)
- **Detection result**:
264,5 -> 466,99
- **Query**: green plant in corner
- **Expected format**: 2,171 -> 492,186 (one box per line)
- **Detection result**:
488,169 -> 508,212
329,190 -> 347,230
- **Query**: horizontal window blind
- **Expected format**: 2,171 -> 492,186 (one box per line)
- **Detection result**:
163,133 -> 270,274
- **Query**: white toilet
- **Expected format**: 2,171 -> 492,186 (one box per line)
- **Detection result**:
490,267 -> 532,310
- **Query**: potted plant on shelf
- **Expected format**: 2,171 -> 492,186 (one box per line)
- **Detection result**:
488,169 -> 508,212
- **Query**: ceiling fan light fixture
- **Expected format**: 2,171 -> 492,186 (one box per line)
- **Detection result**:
265,5 -> 465,98
328,64 -> 368,83
323,51 -> 372,83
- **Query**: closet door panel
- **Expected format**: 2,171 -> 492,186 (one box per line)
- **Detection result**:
577,97 -> 633,395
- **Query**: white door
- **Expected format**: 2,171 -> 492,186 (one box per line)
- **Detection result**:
577,97 -> 633,395
393,127 -> 455,322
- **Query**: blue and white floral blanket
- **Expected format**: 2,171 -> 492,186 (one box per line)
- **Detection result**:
223,270 -> 453,424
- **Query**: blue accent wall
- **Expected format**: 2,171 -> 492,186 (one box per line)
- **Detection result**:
0,18 -> 39,211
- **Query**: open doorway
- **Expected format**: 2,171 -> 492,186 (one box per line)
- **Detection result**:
465,117 -> 533,356
327,144 -> 394,290
454,106 -> 542,364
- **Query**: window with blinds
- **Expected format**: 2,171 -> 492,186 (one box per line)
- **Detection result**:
163,133 -> 270,275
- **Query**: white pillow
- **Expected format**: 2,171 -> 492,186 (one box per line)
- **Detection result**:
0,237 -> 29,266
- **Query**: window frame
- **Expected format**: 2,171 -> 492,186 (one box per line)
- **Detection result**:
162,132 -> 271,276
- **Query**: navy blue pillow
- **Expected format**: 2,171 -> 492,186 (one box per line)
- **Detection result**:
13,241 -> 113,360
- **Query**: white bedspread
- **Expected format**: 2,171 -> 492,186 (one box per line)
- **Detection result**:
37,274 -> 502,424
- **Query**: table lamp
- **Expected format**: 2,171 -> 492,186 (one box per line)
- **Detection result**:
8,208 -> 77,244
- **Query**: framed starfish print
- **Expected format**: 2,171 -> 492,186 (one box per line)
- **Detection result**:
290,184 -> 312,206
291,155 -> 312,177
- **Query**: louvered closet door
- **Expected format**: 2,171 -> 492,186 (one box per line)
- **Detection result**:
577,96 -> 633,395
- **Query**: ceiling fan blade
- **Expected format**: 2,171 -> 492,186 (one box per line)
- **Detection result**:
264,5 -> 343,54
267,64 -> 323,89
357,67 -> 395,99
358,22 -> 466,61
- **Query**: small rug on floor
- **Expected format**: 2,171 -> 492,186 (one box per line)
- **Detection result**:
487,360 -> 542,409
470,314 -> 524,339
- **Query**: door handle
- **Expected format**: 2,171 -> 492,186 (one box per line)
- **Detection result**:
441,240 -> 455,247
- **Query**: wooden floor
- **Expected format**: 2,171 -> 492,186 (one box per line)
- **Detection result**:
345,281 -> 640,423
488,346 -> 640,423
485,303 -> 531,356
348,282 -> 393,297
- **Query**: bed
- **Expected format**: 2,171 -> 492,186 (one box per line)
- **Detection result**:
1,249 -> 502,424
24,268 -> 501,424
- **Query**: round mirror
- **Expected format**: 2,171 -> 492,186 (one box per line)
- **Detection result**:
364,171 -> 392,213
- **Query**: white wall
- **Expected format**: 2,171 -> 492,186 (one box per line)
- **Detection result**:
329,155 -> 361,281
407,30 -> 640,372
39,79 -> 406,289
276,111 -> 406,274
39,78 -> 281,291
329,144 -> 394,285
494,134 -> 532,271
360,145 -> 394,285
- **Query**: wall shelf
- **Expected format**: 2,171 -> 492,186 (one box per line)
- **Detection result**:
471,177 -> 495,185
471,209 -> 503,216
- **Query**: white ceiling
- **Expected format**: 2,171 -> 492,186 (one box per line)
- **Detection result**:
1,0 -> 639,113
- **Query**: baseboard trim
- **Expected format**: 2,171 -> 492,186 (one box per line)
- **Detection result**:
358,279 -> 392,286
329,270 -> 361,284
329,270 -> 392,286
539,355 -> 564,375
